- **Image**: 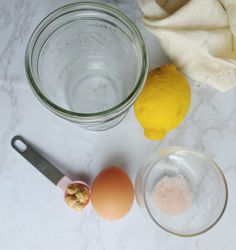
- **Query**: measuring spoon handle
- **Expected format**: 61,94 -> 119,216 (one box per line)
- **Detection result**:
11,135 -> 66,186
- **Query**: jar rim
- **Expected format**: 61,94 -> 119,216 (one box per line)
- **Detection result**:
25,2 -> 148,121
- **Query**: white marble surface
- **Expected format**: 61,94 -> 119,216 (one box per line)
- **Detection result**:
0,0 -> 236,249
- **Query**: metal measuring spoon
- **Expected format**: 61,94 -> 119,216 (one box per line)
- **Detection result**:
11,135 -> 90,211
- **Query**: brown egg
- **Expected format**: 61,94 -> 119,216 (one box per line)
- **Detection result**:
91,166 -> 134,220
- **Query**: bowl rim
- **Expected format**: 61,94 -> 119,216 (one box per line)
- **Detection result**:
143,148 -> 228,237
25,2 -> 148,121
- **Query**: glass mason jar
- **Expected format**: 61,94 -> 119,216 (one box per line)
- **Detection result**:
25,2 -> 148,130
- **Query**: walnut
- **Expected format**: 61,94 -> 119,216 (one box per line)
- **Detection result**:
65,183 -> 90,211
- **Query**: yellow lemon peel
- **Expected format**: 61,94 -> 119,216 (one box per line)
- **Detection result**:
134,64 -> 191,140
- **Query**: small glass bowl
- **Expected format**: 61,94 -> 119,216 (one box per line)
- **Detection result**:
25,2 -> 148,131
135,148 -> 228,237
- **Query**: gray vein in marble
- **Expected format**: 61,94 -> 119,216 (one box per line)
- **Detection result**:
0,0 -> 36,171
97,225 -> 106,250
0,4 -> 12,32
224,164 -> 236,173
0,0 -> 35,145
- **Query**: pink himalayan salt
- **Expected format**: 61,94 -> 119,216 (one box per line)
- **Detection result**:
152,175 -> 192,216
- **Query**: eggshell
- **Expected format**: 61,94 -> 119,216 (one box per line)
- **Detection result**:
91,166 -> 134,220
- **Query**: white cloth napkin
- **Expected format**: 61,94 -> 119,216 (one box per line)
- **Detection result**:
138,0 -> 236,92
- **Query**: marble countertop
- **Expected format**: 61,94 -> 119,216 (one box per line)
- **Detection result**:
1,0 -> 236,249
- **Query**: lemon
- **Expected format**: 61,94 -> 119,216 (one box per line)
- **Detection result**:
134,64 -> 191,140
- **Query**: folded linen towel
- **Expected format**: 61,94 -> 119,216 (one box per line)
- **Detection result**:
138,0 -> 236,91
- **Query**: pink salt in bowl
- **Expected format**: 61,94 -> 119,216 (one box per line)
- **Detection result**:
135,148 -> 228,237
